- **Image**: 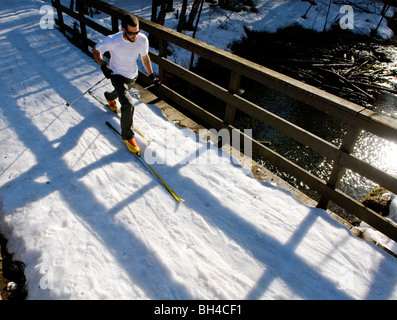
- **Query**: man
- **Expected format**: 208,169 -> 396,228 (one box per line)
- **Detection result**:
92,13 -> 160,154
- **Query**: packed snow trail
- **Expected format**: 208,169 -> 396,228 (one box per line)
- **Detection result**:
0,0 -> 397,300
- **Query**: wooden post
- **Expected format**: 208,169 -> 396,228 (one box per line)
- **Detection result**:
224,71 -> 241,125
158,39 -> 168,84
76,0 -> 88,53
52,0 -> 65,34
317,124 -> 361,209
111,16 -> 119,33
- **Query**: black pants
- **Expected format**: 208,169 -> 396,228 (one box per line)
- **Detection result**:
107,75 -> 138,140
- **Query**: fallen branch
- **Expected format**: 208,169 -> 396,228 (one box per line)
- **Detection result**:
320,68 -> 374,99
351,81 -> 397,94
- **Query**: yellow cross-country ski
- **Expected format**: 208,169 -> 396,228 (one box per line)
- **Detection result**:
106,121 -> 184,203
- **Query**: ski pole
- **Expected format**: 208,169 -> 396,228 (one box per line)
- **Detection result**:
65,77 -> 106,107
131,83 -> 155,98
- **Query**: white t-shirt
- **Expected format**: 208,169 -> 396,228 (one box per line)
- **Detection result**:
95,31 -> 149,79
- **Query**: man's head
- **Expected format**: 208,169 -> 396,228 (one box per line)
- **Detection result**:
121,14 -> 140,42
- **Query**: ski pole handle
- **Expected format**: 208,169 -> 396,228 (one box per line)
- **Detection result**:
131,83 -> 155,98
138,83 -> 155,93
66,77 -> 106,107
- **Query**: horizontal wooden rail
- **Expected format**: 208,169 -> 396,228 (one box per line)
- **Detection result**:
52,0 -> 397,242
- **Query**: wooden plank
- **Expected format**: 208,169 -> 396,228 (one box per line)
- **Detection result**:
111,15 -> 119,33
52,0 -> 80,21
83,16 -> 113,36
51,0 -> 65,34
357,109 -> 397,142
339,153 -> 397,194
158,85 -> 226,131
77,1 -> 88,54
317,125 -> 360,209
53,0 -> 111,39
224,71 -> 241,125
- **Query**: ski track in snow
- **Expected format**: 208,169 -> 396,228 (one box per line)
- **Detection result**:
0,0 -> 396,300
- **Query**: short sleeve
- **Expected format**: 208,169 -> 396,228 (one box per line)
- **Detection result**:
95,35 -> 114,55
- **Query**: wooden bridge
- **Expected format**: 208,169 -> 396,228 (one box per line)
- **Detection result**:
52,0 -> 397,242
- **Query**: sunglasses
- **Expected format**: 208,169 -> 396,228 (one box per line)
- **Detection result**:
125,29 -> 140,36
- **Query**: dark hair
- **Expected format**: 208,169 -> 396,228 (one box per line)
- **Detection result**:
122,14 -> 139,29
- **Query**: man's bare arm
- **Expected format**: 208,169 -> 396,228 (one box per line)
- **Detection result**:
93,46 -> 113,79
92,46 -> 105,67
141,54 -> 154,76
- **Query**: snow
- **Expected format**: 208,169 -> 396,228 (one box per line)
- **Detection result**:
0,0 -> 397,300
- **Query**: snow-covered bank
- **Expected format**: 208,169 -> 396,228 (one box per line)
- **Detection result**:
0,0 -> 397,300
107,0 -> 396,68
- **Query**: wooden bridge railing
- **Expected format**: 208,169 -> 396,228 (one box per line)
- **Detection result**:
52,0 -> 397,242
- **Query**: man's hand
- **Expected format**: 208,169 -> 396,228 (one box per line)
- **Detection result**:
149,73 -> 161,86
101,62 -> 114,79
